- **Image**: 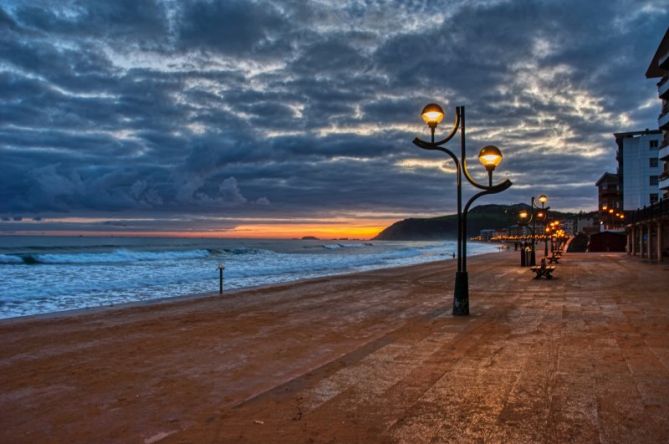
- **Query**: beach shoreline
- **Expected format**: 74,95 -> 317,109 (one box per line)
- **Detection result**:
0,237 -> 501,322
0,250 -> 502,326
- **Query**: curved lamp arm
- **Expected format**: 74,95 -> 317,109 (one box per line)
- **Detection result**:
464,183 -> 512,217
412,106 -> 462,147
412,139 -> 458,164
462,157 -> 513,191
414,123 -> 512,193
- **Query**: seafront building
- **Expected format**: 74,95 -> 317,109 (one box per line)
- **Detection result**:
646,27 -> 669,198
615,130 -> 662,209
625,27 -> 669,262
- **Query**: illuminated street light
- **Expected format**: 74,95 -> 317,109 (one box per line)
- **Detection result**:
421,103 -> 445,141
478,145 -> 503,186
413,104 -> 512,316
517,209 -> 531,267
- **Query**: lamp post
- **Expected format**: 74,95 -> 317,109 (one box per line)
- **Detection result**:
545,220 -> 560,256
544,225 -> 552,256
517,209 -> 531,266
413,104 -> 512,316
517,194 -> 548,266
536,194 -> 549,260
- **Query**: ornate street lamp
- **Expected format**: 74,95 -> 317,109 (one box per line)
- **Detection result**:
518,194 -> 549,266
536,194 -> 550,258
413,104 -> 512,316
517,209 -> 531,266
545,226 -> 552,255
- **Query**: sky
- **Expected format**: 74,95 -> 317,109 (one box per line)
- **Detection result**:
0,0 -> 668,238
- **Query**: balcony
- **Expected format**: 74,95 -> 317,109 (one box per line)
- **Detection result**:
660,111 -> 669,130
660,49 -> 669,69
660,76 -> 669,99
659,174 -> 669,191
660,144 -> 669,161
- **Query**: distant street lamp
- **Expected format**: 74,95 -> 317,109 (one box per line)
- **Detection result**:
517,209 -> 531,266
536,194 -> 550,258
548,220 -> 560,254
413,104 -> 512,316
544,226 -> 552,255
517,194 -> 549,266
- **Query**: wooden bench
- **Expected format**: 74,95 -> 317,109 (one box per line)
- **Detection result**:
530,265 -> 556,279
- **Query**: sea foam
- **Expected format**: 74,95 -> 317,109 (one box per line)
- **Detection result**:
0,239 -> 498,319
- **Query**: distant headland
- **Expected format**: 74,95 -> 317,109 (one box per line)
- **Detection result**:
374,204 -> 575,241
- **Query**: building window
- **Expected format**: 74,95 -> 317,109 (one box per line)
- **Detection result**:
650,175 -> 659,186
650,157 -> 659,167
650,140 -> 659,149
650,193 -> 659,204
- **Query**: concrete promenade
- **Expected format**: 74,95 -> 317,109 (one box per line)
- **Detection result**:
1,251 -> 669,443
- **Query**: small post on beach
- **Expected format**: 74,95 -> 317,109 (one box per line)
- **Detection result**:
218,263 -> 225,294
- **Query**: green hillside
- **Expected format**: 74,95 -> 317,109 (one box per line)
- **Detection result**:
374,204 -> 574,241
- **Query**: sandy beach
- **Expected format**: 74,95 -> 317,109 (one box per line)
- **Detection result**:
1,250 -> 669,443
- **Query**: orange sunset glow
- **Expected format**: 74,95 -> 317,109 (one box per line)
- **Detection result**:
225,222 -> 387,239
5,221 -> 390,240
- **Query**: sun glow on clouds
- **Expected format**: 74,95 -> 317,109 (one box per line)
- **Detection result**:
316,123 -> 417,138
395,158 -> 457,174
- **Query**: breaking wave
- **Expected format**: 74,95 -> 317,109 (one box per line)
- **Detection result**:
2,249 -> 213,265
0,240 -> 499,319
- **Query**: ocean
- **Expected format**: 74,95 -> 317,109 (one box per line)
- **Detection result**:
0,236 -> 499,319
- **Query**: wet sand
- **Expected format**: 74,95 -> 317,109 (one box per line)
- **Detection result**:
1,251 -> 669,443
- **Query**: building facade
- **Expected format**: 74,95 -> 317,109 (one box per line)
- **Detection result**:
646,27 -> 669,199
615,130 -> 662,210
626,27 -> 669,263
595,172 -> 624,231
595,172 -> 621,211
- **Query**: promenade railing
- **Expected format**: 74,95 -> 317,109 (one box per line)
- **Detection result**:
628,199 -> 669,224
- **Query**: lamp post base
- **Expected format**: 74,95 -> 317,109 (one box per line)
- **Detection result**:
453,271 -> 469,316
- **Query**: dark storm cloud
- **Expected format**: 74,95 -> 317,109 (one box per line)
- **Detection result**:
1,0 -> 668,229
13,0 -> 168,45
178,0 -> 290,56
